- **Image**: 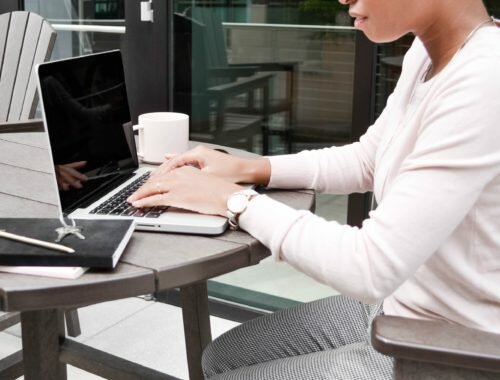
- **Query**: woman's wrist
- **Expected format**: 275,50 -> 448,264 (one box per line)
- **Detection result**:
238,157 -> 271,186
219,184 -> 244,216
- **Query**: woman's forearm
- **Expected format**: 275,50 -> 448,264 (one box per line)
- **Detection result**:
239,157 -> 271,186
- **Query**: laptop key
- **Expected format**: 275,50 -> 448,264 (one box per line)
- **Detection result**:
133,209 -> 146,217
122,207 -> 137,216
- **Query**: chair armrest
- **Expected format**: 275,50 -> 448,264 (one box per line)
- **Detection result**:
371,315 -> 500,373
229,61 -> 299,72
209,66 -> 260,78
207,73 -> 272,99
0,119 -> 44,133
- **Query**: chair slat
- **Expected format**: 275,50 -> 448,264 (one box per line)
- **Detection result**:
20,20 -> 56,120
0,12 -> 29,122
8,13 -> 43,122
0,13 -> 10,75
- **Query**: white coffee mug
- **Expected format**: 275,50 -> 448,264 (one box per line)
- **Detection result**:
133,112 -> 189,164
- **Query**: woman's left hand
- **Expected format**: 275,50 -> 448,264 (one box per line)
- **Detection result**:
127,166 -> 243,216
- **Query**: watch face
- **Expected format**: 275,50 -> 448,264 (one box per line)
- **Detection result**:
228,194 -> 247,214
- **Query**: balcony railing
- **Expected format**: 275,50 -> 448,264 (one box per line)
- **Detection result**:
50,20 -> 357,152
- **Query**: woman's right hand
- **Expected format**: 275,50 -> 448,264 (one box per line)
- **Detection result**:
150,145 -> 271,185
56,161 -> 88,191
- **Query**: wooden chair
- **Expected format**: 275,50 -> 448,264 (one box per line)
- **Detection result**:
0,11 -> 81,376
372,315 -> 500,379
188,7 -> 298,154
0,11 -> 56,134
174,11 -> 272,153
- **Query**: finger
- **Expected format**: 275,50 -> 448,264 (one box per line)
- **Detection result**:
59,170 -> 83,189
59,181 -> 70,191
151,156 -> 189,177
152,151 -> 202,177
67,160 -> 87,169
131,193 -> 170,208
127,180 -> 164,202
64,167 -> 88,182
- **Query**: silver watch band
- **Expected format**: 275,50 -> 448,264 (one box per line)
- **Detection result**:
226,190 -> 258,230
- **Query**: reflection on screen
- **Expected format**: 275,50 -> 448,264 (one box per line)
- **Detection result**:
38,51 -> 136,210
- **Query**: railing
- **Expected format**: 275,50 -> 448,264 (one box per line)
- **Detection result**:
48,20 -> 357,144
224,22 -> 354,31
52,24 -> 125,34
49,20 -> 354,34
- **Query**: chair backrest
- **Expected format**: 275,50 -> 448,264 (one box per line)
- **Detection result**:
190,7 -> 229,70
0,11 -> 56,122
173,11 -> 211,132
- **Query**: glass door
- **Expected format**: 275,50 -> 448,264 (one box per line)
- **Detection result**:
25,0 -> 125,60
172,0 -> 359,311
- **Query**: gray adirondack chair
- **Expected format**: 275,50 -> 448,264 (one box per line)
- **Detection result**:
372,315 -> 500,380
186,7 -> 298,154
0,11 -> 81,377
0,11 -> 56,133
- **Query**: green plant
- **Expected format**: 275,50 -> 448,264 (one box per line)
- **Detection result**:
300,0 -> 347,26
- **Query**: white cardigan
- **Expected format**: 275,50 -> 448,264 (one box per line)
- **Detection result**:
240,27 -> 500,333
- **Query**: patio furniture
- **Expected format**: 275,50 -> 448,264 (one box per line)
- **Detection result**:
372,315 -> 500,380
174,11 -> 272,153
0,132 -> 314,379
0,12 -> 82,377
0,11 -> 56,133
185,7 -> 299,154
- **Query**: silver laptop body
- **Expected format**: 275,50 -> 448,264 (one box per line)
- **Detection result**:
36,50 -> 227,235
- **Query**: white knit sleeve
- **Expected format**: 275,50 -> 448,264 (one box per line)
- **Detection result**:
240,39 -> 500,304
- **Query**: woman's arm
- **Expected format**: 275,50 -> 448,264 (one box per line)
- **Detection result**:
241,50 -> 500,303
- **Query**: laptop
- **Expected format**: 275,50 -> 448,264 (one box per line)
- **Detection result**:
36,50 -> 228,235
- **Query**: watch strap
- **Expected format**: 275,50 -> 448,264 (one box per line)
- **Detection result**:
226,189 -> 258,230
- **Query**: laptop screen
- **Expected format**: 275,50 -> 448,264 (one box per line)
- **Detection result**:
37,50 -> 138,211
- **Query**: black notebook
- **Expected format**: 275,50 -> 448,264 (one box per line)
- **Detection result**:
0,218 -> 135,268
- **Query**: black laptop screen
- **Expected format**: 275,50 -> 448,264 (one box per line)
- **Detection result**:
37,50 -> 137,211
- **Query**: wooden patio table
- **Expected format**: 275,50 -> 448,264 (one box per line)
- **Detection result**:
0,132 -> 314,380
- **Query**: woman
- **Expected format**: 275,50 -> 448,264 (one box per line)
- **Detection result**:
129,0 -> 500,378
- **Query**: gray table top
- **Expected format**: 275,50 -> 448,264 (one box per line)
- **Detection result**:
0,132 -> 313,312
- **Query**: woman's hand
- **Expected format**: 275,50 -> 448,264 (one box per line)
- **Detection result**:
127,165 -> 243,217
56,161 -> 88,191
151,145 -> 271,186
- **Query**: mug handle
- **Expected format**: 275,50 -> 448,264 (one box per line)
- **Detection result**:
132,125 -> 144,159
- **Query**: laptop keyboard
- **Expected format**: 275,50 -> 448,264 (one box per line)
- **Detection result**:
90,172 -> 168,218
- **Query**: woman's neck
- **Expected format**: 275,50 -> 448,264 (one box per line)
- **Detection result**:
417,2 -> 491,80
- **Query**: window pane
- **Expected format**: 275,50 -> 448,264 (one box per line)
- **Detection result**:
173,0 -> 358,310
25,0 -> 125,60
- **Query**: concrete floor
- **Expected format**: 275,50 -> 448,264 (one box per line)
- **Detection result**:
0,297 -> 239,379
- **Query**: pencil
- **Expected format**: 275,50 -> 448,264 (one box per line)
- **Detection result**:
0,230 -> 75,254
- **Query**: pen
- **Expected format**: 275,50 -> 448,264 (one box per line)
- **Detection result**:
0,230 -> 75,254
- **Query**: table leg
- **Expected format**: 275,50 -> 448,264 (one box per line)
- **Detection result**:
20,309 -> 67,380
181,281 -> 212,380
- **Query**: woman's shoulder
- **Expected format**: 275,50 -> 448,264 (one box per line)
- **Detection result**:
462,26 -> 500,66
441,26 -> 500,87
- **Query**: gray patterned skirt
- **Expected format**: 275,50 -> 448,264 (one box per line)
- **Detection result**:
202,295 -> 393,379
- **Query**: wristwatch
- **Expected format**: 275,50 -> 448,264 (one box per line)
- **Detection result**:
226,189 -> 259,230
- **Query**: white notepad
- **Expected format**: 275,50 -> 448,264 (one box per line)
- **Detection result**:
0,266 -> 88,279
